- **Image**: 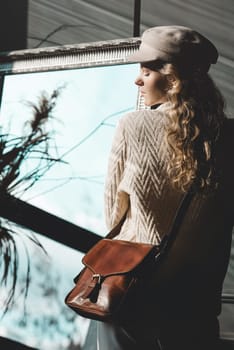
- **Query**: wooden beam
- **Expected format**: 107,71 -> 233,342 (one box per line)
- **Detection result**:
133,0 -> 141,37
0,0 -> 28,52
0,193 -> 101,253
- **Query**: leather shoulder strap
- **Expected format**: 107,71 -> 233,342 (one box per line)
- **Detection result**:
158,189 -> 194,253
105,214 -> 127,239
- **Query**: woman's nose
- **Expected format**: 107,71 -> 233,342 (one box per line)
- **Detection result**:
135,76 -> 143,86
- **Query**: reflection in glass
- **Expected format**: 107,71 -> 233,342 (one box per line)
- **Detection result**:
0,223 -> 87,349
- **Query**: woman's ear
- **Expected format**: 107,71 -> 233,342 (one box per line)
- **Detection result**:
166,75 -> 176,90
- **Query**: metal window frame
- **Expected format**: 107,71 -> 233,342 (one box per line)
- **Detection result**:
0,37 -> 140,75
0,37 -> 141,251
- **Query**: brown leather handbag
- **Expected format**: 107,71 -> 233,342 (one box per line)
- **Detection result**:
65,191 -> 193,323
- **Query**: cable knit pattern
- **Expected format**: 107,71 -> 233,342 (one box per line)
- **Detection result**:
104,103 -> 172,244
104,109 -> 234,321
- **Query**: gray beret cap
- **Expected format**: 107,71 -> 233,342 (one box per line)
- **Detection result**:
128,25 -> 218,72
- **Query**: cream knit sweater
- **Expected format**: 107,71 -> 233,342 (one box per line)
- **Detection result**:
104,103 -> 174,244
104,107 -> 234,317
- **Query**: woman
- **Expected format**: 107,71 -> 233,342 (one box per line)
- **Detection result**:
98,26 -> 234,349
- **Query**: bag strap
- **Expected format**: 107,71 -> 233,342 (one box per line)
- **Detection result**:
105,214 -> 127,239
157,189 -> 194,256
106,188 -> 194,243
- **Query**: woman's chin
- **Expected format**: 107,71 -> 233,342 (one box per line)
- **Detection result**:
143,100 -> 150,106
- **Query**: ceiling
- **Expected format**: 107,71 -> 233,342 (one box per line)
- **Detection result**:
28,0 -> 233,58
27,0 -> 234,114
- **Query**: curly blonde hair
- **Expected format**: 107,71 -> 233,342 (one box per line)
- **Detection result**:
150,61 -> 226,191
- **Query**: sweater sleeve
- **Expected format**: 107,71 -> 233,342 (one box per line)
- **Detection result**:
104,117 -> 129,230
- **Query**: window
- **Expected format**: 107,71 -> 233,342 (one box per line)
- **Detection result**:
0,40 -> 139,349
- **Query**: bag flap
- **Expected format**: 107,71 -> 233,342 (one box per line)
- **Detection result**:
82,239 -> 157,275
